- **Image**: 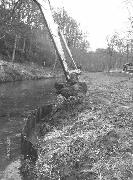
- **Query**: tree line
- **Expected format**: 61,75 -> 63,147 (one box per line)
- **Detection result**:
0,0 -> 89,69
1,0 -> 132,72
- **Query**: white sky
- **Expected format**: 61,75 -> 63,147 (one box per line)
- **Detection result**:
51,0 -> 130,51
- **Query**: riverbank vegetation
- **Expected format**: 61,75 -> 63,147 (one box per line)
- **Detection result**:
20,72 -> 133,180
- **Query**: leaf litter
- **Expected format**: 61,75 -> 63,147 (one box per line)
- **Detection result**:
31,72 -> 133,180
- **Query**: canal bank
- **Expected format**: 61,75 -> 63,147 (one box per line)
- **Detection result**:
0,60 -> 62,83
0,77 -> 63,179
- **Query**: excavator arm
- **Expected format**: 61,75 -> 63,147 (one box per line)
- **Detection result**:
20,1 -> 87,166
13,0 -> 81,83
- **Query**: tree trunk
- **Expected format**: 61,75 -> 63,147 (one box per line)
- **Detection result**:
107,54 -> 112,72
12,35 -> 17,62
4,36 -> 11,59
127,44 -> 129,63
131,40 -> 133,62
29,39 -> 32,55
22,38 -> 26,53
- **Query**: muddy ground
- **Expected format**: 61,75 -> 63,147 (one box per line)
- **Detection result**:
32,72 -> 133,180
2,72 -> 133,180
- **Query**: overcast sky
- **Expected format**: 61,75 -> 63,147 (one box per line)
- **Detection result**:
51,0 -> 130,51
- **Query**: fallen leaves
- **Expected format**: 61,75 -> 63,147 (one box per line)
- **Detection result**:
29,72 -> 133,180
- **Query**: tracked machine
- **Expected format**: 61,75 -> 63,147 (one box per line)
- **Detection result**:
13,0 -> 87,166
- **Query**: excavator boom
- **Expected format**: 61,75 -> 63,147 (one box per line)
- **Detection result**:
19,0 -> 87,168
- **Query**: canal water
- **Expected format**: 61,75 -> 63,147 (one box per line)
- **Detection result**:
0,78 -> 61,179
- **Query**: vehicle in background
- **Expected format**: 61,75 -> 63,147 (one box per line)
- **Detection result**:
123,63 -> 133,73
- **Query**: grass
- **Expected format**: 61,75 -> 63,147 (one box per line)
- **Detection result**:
27,72 -> 133,180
